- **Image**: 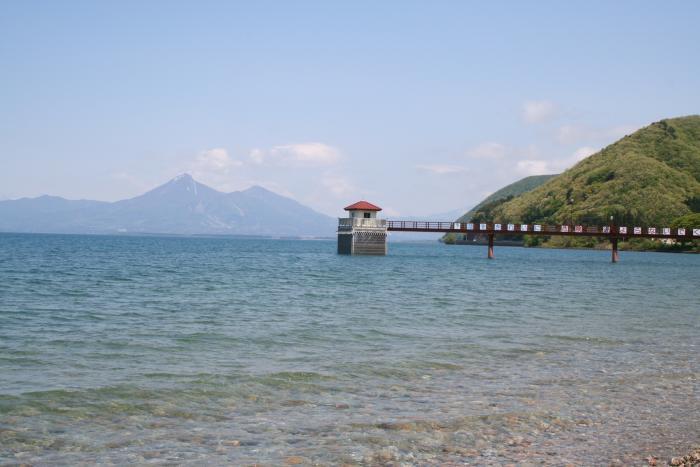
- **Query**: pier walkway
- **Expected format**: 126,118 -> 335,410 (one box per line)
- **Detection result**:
387,220 -> 698,262
339,217 -> 698,261
337,201 -> 698,261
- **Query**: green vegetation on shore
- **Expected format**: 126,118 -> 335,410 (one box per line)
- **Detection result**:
445,115 -> 700,251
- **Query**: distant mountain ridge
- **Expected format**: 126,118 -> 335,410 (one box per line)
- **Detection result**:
0,174 -> 336,237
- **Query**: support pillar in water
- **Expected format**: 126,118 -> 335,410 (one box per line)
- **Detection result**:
611,237 -> 619,263
487,233 -> 495,259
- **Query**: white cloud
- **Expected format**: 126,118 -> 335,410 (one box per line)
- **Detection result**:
517,146 -> 597,177
516,159 -> 552,176
269,142 -> 340,166
572,146 -> 596,162
467,142 -> 506,159
415,164 -> 468,174
184,148 -> 246,192
248,142 -> 340,167
522,100 -> 557,124
557,123 -> 643,145
193,148 -> 242,173
249,148 -> 265,164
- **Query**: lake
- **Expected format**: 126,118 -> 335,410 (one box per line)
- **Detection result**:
0,233 -> 698,465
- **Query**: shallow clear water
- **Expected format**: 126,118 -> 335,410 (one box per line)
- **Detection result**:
0,233 -> 698,465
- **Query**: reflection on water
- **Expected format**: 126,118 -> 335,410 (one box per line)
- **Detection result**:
0,234 -> 698,464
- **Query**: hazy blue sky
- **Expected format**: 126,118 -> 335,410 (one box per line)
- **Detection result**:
2,1 -> 699,216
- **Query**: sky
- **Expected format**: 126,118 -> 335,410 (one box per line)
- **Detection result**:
1,1 -> 699,217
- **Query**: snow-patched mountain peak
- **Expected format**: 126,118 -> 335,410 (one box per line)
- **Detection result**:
127,173 -> 224,203
170,173 -> 194,183
168,173 -> 198,196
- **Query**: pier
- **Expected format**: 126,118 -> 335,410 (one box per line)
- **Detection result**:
338,201 -> 699,261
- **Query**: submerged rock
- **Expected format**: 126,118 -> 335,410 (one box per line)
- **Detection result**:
668,448 -> 700,466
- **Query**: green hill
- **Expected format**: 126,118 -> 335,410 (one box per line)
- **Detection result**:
443,115 -> 700,250
454,175 -> 557,223
442,174 -> 556,243
486,115 -> 700,250
493,116 -> 700,227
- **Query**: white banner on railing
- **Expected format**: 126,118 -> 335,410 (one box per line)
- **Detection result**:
521,224 -> 528,232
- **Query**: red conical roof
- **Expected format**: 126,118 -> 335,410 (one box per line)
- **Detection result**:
344,201 -> 382,211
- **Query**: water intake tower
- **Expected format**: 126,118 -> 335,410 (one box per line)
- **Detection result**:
337,201 -> 387,255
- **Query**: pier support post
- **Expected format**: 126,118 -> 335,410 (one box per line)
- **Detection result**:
487,234 -> 495,259
611,237 -> 619,263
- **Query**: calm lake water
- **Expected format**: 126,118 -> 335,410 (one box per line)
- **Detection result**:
0,233 -> 698,465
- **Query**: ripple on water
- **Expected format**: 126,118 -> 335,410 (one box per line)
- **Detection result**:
0,234 -> 698,464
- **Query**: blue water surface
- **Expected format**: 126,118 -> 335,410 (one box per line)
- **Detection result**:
0,233 -> 698,465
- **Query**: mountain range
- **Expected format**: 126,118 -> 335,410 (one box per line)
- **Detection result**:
0,174 -> 337,237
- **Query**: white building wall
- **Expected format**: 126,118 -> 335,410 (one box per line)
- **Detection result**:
349,210 -> 377,219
